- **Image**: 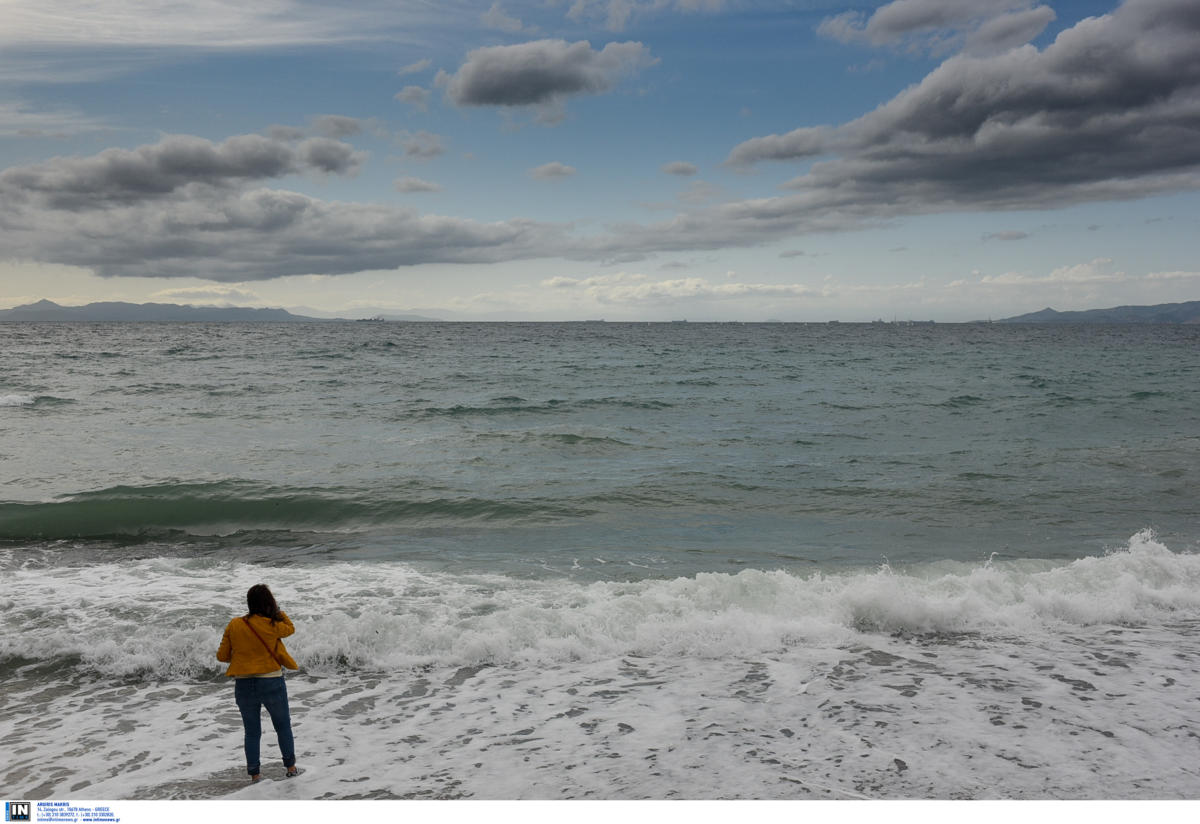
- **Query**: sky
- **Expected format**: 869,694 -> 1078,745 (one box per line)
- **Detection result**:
1,0 -> 1198,321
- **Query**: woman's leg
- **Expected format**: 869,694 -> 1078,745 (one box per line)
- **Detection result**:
260,676 -> 296,769
234,679 -> 263,776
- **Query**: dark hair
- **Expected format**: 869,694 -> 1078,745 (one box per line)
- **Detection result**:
246,584 -> 282,622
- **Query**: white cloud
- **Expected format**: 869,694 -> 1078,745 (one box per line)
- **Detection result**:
0,1 -> 440,50
566,0 -> 728,32
662,161 -> 699,176
394,176 -> 442,193
0,99 -> 109,137
542,272 -> 821,304
397,58 -> 432,77
979,258 -> 1124,286
530,162 -> 577,180
395,86 -> 430,111
1145,270 -> 1200,281
150,284 -> 261,304
482,3 -> 526,33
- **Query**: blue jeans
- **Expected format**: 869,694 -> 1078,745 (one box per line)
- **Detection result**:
234,675 -> 296,776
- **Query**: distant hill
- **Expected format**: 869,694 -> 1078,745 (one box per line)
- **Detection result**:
0,299 -> 438,322
998,300 -> 1200,324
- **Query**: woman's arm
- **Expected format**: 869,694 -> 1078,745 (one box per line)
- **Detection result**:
274,611 -> 295,638
216,623 -> 232,662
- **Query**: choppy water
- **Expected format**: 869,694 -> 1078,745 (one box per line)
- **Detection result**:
1,321 -> 1198,799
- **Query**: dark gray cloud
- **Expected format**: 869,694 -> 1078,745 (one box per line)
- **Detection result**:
398,130 -> 446,159
818,0 -> 1055,56
0,183 -> 570,281
296,138 -> 364,174
311,115 -> 365,138
966,6 -> 1057,54
0,133 -> 363,211
984,231 -> 1030,241
4,1 -> 1197,284
442,39 -> 655,108
0,130 -> 570,281
726,126 -> 829,167
587,1 -> 1200,261
730,0 -> 1200,213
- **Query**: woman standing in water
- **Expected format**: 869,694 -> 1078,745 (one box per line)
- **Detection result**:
217,584 -> 300,781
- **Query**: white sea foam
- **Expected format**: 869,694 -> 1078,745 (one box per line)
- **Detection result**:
2,530 -> 1197,680
3,531 -> 1199,799
0,393 -> 36,406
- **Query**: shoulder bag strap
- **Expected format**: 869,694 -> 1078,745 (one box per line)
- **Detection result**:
241,616 -> 284,666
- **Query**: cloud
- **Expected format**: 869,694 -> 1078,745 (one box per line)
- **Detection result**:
394,176 -> 442,193
966,5 -> 1058,55
566,0 -> 728,32
662,161 -> 699,176
980,258 -> 1123,285
5,2 -> 1196,288
0,133 -> 364,211
398,130 -> 446,160
398,58 -> 432,77
1145,270 -> 1200,281
441,39 -> 656,113
296,138 -> 365,174
150,284 -> 261,303
542,271 -> 821,304
726,126 -> 831,167
1,185 -> 570,281
0,99 -> 109,138
0,1 -> 442,51
482,3 -> 526,33
0,131 -> 568,281
717,0 -> 1200,237
395,86 -> 430,111
530,162 -> 576,180
265,124 -> 309,142
311,115 -> 366,138
818,1 -> 1056,56
983,231 -> 1029,241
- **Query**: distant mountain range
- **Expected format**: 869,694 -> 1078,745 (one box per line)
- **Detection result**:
0,299 -> 438,322
998,300 -> 1200,324
3,298 -> 1199,324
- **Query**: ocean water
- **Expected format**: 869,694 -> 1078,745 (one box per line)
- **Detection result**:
1,321 -> 1198,799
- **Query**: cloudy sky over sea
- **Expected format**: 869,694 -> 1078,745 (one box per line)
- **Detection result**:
1,0 -> 1198,321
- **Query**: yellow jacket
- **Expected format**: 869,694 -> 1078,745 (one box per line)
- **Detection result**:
217,611 -> 299,676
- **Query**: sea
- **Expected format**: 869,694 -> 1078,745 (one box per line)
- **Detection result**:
1,320 -> 1198,801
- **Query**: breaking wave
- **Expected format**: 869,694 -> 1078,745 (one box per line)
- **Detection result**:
2,530 -> 1195,679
